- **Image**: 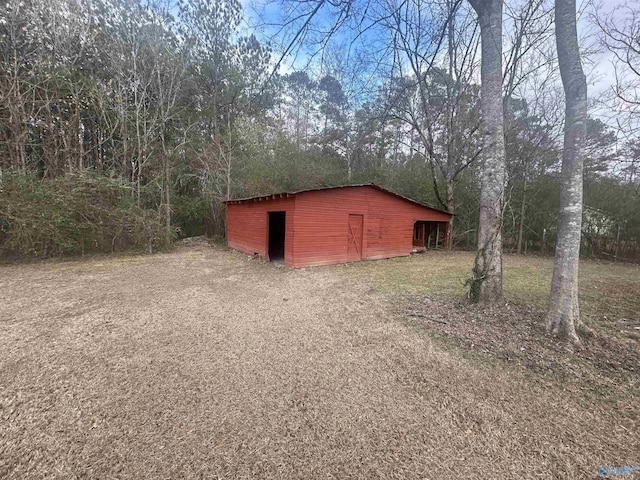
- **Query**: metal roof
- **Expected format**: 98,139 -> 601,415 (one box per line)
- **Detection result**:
223,183 -> 452,216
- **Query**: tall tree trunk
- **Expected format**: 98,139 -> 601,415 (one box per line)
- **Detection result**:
165,155 -> 172,246
9,56 -> 27,172
136,165 -> 141,206
468,0 -> 506,303
74,100 -> 83,172
226,116 -> 232,201
446,179 -> 455,250
226,160 -> 232,201
546,0 -> 589,345
516,176 -> 527,254
346,135 -> 352,182
446,0 -> 457,251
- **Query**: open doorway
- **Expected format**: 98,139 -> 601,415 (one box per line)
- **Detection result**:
268,211 -> 286,263
413,221 -> 447,250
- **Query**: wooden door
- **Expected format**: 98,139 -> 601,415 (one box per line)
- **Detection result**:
347,214 -> 363,262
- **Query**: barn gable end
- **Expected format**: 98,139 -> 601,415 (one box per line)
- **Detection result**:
226,196 -> 295,267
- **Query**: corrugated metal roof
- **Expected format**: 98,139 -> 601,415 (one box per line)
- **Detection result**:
223,183 -> 452,216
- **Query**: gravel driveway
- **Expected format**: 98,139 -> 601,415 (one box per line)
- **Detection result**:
1,245 -> 636,479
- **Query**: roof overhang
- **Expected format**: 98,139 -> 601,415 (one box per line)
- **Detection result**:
223,183 -> 452,216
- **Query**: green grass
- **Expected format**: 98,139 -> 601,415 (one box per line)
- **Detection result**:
341,251 -> 640,330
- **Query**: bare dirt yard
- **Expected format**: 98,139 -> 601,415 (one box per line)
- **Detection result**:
1,245 -> 638,479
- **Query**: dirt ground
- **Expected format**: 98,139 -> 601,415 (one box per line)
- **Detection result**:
402,295 -> 640,391
1,245 -> 638,479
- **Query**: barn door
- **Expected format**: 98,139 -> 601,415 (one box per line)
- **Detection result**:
347,214 -> 363,262
268,211 -> 286,262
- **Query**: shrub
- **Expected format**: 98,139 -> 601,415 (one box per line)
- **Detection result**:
0,172 -> 169,258
172,194 -> 208,238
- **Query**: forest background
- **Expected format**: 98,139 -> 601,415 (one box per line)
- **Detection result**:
0,0 -> 638,260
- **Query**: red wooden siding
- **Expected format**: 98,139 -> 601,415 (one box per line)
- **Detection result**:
225,185 -> 452,268
226,197 -> 295,267
291,186 -> 450,267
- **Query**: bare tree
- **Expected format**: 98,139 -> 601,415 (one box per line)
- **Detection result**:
545,0 -> 590,345
0,0 -> 108,177
382,0 -> 482,219
467,0 -> 506,303
152,15 -> 189,246
595,1 -> 640,137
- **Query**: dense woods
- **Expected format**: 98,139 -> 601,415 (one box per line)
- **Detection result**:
0,0 -> 638,261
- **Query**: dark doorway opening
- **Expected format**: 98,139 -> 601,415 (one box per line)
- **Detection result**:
268,211 -> 286,262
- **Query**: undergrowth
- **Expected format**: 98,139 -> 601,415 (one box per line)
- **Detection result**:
0,172 -> 170,258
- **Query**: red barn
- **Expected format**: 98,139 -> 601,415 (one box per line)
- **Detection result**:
224,184 -> 452,268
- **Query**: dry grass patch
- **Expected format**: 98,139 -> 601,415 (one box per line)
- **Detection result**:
1,246 -> 638,479
340,250 -> 640,403
341,251 -> 640,333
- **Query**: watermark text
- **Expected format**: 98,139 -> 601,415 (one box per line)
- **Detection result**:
599,465 -> 640,477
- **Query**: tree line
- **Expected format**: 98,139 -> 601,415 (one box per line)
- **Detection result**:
0,0 -> 638,271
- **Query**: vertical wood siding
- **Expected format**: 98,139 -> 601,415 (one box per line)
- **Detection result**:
226,186 -> 451,268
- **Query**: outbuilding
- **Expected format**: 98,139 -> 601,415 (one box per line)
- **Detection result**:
224,184 -> 452,268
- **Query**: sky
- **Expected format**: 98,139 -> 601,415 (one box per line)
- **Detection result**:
583,0 -> 639,136
238,0 -> 637,135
